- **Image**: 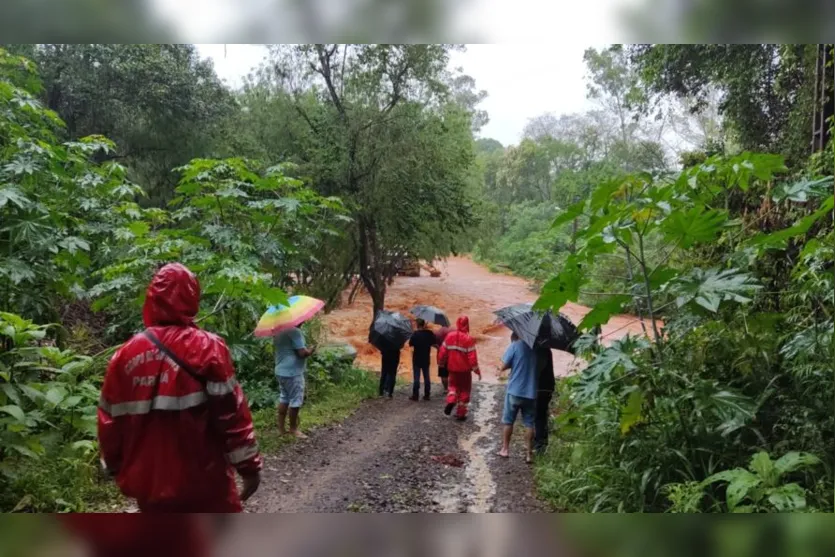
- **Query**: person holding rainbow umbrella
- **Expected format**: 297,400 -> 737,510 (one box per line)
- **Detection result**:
254,295 -> 325,439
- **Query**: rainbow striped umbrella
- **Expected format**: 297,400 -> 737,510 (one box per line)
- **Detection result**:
253,295 -> 325,338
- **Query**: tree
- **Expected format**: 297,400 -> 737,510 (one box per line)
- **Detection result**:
3,44 -> 236,203
583,46 -> 648,146
475,137 -> 503,154
522,113 -> 561,142
495,137 -> 590,205
264,44 -> 478,316
628,44 -> 815,166
447,70 -> 489,133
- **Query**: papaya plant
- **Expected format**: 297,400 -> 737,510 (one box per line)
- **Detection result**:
90,157 -> 349,367
0,48 -> 144,323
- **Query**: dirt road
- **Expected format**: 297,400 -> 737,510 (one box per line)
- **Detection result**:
248,258 -> 650,513
248,384 -> 544,513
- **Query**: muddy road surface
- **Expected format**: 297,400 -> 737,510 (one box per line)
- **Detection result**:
248,384 -> 544,513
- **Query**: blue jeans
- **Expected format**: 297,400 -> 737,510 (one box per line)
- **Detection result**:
502,392 -> 535,429
412,362 -> 430,398
277,374 -> 305,408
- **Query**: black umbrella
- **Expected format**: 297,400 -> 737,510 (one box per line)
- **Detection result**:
368,310 -> 413,351
410,305 -> 450,327
493,303 -> 579,353
540,312 -> 579,354
493,303 -> 543,349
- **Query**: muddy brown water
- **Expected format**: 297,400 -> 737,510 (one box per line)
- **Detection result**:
325,256 -> 654,382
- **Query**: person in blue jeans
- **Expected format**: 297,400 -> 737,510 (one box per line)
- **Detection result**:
274,324 -> 316,438
497,332 -> 537,463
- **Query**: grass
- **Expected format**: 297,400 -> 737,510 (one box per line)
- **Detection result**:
3,451 -> 123,512
252,366 -> 378,454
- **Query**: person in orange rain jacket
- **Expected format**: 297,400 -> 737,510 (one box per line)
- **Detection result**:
438,315 -> 480,421
97,263 -> 262,513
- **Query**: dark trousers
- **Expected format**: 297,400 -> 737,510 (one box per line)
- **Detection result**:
379,350 -> 400,396
534,390 -> 553,451
412,361 -> 430,398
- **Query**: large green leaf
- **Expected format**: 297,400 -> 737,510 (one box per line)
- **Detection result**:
749,195 -> 834,250
619,389 -> 644,435
712,390 -> 757,437
58,236 -> 90,254
45,386 -> 68,406
551,199 -> 586,229
578,295 -> 631,331
704,468 -> 761,511
773,452 -> 821,477
575,340 -> 644,403
772,176 -> 832,202
534,258 -> 584,312
0,186 -> 31,209
766,483 -> 807,511
647,266 -> 679,290
0,404 -> 26,423
1,383 -> 21,405
670,267 -> 761,313
660,206 -> 727,248
749,451 -> 775,485
0,258 -> 36,285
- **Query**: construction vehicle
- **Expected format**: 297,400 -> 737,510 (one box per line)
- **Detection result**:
421,262 -> 441,277
396,255 -> 421,277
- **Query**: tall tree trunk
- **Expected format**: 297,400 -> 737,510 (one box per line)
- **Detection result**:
358,217 -> 386,320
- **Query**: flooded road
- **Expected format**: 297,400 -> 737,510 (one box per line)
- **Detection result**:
324,257 -> 652,383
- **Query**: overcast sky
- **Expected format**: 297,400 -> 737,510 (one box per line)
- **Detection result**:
195,44 -> 602,147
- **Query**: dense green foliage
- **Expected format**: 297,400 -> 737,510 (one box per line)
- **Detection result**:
469,45 -> 833,513
534,153 -> 833,512
2,44 -> 235,203
0,43 -> 483,512
628,45 -> 818,168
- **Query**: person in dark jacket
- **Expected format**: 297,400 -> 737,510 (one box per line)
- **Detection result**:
409,318 -> 436,401
379,347 -> 400,398
534,344 -> 555,453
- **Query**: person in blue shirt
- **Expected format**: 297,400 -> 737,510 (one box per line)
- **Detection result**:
274,323 -> 316,438
497,332 -> 537,463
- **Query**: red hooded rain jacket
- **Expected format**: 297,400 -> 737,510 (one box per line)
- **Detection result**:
98,263 -> 262,512
438,316 -> 480,376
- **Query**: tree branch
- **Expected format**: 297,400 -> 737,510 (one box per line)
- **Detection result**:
315,44 -> 346,120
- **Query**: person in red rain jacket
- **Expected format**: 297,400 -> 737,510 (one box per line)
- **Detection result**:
438,316 -> 480,421
97,263 -> 262,512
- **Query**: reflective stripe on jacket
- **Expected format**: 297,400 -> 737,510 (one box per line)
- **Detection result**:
438,316 -> 480,374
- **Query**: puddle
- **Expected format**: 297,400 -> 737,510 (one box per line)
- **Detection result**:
460,386 -> 499,513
